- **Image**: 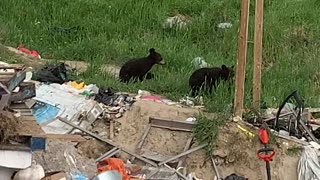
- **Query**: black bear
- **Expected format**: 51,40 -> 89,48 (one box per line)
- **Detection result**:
189,64 -> 234,96
119,48 -> 165,83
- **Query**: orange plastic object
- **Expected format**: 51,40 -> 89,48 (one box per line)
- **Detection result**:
97,158 -> 130,180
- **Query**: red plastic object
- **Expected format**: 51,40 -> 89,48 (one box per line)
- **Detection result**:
258,128 -> 269,145
257,149 -> 276,162
17,44 -> 41,59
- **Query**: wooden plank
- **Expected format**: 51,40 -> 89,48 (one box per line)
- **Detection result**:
10,82 -> 36,102
7,71 -> 26,92
177,137 -> 193,176
0,74 -> 15,79
131,124 -> 151,162
0,64 -> 25,70
10,103 -> 29,109
0,145 -> 30,151
158,143 -> 208,166
149,117 -> 195,132
253,0 -> 264,110
233,0 -> 251,117
0,83 -> 11,110
45,134 -> 86,142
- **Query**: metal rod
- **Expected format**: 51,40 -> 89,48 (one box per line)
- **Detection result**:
177,137 -> 193,167
211,156 -> 221,179
95,147 -> 119,162
163,163 -> 188,180
58,117 -> 158,167
131,124 -> 151,162
158,143 -> 208,166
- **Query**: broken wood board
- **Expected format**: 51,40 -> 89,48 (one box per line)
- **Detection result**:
10,82 -> 36,102
45,134 -> 86,142
0,64 -> 25,70
7,71 -> 26,92
149,117 -> 195,132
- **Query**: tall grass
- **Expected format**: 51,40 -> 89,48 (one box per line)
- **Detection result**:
0,0 -> 319,113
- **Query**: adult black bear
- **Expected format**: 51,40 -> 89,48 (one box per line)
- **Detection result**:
189,65 -> 234,96
119,48 -> 165,83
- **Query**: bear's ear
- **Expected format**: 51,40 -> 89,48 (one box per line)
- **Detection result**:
231,65 -> 234,69
221,65 -> 227,69
149,48 -> 155,53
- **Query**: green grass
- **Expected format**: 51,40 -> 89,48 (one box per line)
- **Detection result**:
1,1 -> 320,110
1,0 -> 320,157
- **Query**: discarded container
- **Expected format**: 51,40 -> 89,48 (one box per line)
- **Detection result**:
69,81 -> 85,90
217,22 -> 233,29
192,57 -> 208,68
91,171 -> 122,180
13,161 -> 45,180
138,90 -> 151,96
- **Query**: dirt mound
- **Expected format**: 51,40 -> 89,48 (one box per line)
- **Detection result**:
109,100 -> 300,179
0,111 -> 19,144
208,123 -> 299,180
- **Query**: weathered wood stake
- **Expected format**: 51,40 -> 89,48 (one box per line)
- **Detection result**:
234,0 -> 251,117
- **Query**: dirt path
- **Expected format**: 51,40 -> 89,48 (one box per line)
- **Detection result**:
3,44 -> 121,76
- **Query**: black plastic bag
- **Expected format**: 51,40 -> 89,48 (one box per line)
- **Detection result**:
94,88 -> 115,106
224,173 -> 248,180
33,63 -> 68,84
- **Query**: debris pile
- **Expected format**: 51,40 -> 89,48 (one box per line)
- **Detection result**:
244,90 -> 320,146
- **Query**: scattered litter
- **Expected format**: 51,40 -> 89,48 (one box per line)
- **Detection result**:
33,83 -> 104,134
187,172 -> 203,180
64,148 -> 89,180
185,117 -> 196,122
233,116 -> 242,122
140,95 -> 163,103
163,13 -> 192,30
13,161 -> 45,180
138,89 -> 151,96
192,57 -> 209,68
217,22 -> 233,29
179,96 -> 204,107
17,44 -> 41,59
32,63 -> 68,84
298,146 -> 320,180
69,81 -> 85,90
92,171 -> 122,180
224,173 -> 247,180
245,90 -> 319,144
97,158 -> 130,180
237,125 -> 255,138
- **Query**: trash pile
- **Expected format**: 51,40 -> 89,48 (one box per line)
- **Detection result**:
0,61 -> 225,180
244,90 -> 320,145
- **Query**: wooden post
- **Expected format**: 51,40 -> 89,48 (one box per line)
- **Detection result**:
253,0 -> 264,110
234,0 -> 250,117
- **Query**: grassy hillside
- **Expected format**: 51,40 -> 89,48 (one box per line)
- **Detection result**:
0,0 -> 320,112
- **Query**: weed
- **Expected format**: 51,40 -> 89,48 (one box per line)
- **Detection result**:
193,113 -> 228,157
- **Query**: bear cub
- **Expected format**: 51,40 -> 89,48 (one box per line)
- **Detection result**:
189,64 -> 234,96
119,48 -> 165,83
